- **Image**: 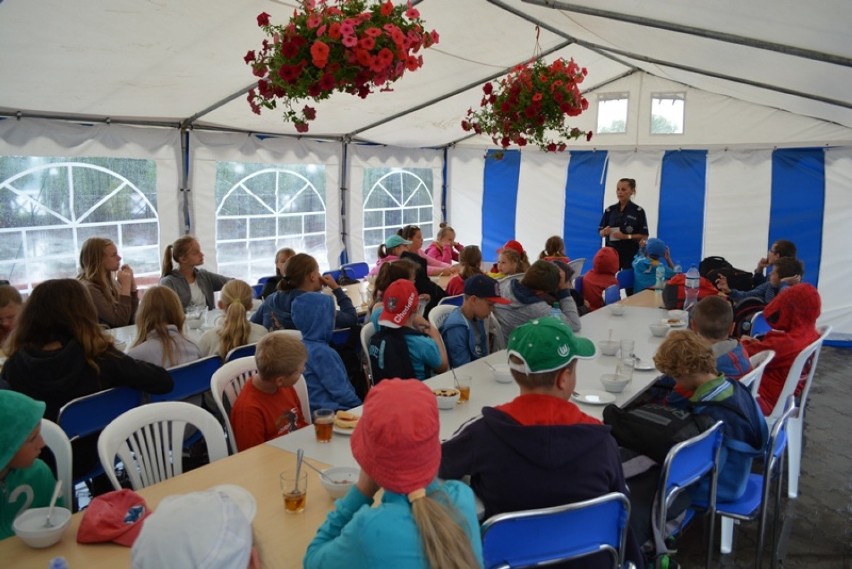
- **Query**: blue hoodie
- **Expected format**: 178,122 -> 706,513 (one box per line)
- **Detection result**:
251,288 -> 358,331
440,307 -> 488,367
291,293 -> 361,413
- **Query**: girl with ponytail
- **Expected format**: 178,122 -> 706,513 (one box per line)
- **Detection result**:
198,280 -> 268,358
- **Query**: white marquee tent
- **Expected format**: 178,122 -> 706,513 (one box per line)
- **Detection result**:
1,0 -> 851,340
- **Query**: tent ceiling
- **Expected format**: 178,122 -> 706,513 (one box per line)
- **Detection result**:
2,0 -> 851,146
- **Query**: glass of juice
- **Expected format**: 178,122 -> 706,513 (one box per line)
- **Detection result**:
280,471 -> 308,514
313,408 -> 335,443
455,375 -> 471,403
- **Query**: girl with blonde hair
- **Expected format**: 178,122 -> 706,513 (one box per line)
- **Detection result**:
199,279 -> 268,358
305,379 -> 482,569
78,236 -> 139,328
128,286 -> 201,367
160,236 -> 231,310
425,222 -> 464,263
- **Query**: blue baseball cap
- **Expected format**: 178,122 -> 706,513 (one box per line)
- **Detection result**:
645,238 -> 667,259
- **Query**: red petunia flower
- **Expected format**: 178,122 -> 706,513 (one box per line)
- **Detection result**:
359,36 -> 376,50
257,12 -> 271,27
294,121 -> 309,133
380,1 -> 394,17
310,40 -> 330,68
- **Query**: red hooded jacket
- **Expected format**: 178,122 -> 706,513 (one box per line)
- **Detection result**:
742,284 -> 821,415
582,247 -> 620,310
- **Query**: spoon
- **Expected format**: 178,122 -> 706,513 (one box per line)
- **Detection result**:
43,480 -> 62,528
294,449 -> 304,493
482,360 -> 496,372
300,458 -> 333,482
450,366 -> 460,389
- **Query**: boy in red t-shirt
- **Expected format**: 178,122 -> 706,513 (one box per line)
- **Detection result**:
230,332 -> 309,451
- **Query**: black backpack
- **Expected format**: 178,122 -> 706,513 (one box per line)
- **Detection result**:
732,297 -> 766,338
699,256 -> 732,278
706,266 -> 755,293
368,326 -> 426,382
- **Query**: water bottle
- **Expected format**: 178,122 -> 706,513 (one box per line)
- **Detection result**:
655,264 -> 666,290
684,265 -> 700,312
550,302 -> 562,320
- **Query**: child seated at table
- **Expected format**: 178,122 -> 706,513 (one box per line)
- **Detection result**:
198,279 -> 268,359
0,285 -> 22,356
582,247 -> 619,311
230,332 -> 309,452
304,379 -> 482,569
0,391 -> 61,540
132,486 -> 258,568
632,238 -> 676,292
440,274 -> 509,367
741,283 -> 821,415
291,292 -> 361,413
538,235 -> 570,263
369,279 -> 447,381
716,256 -> 803,305
439,317 -> 643,568
648,296 -> 752,408
444,245 -> 484,296
488,240 -> 530,279
128,286 -> 201,367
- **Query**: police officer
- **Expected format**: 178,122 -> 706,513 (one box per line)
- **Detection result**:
598,178 -> 649,270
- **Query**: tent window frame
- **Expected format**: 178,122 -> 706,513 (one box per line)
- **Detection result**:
650,92 -> 686,135
596,92 -> 630,135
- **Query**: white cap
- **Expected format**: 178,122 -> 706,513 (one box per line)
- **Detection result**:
131,485 -> 256,569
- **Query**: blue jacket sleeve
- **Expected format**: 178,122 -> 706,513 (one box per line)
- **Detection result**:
304,487 -> 374,569
332,288 -> 358,329
442,325 -> 472,368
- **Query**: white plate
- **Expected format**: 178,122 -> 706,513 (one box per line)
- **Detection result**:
634,361 -> 656,371
333,425 -> 355,436
572,391 -> 616,405
661,318 -> 687,328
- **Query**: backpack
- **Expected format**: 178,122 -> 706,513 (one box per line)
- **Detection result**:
603,403 -> 717,464
706,266 -> 755,293
698,256 -> 732,278
661,274 -> 719,310
731,297 -> 766,338
368,326 -> 426,382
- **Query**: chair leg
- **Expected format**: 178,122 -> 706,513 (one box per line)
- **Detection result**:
786,418 -> 803,498
720,516 -> 735,554
705,507 -> 716,569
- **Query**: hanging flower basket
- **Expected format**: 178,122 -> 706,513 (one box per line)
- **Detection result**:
245,0 -> 439,132
461,57 -> 593,152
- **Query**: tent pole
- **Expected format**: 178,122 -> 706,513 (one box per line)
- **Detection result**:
179,126 -> 192,235
521,0 -> 852,69
339,138 -> 350,266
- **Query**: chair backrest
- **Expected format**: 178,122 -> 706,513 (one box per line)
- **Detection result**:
323,269 -> 341,282
438,294 -> 464,306
257,276 -> 271,285
573,276 -> 583,296
657,421 -> 724,546
251,283 -> 264,299
428,304 -> 456,330
98,402 -> 228,490
616,269 -> 634,290
40,419 -> 73,509
765,396 -> 797,475
360,322 -> 377,384
487,313 -> 506,352
567,257 -> 586,277
225,342 -> 258,363
766,325 -> 831,423
603,284 -> 621,306
341,262 -> 369,279
481,492 -> 631,569
150,355 -> 222,403
57,386 -> 144,441
740,349 -> 776,396
749,311 -> 771,336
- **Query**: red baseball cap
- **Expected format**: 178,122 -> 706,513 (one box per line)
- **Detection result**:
378,279 -> 419,328
497,239 -> 524,255
77,489 -> 151,546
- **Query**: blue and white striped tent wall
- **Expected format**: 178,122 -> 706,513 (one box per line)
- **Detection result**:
447,147 -> 852,342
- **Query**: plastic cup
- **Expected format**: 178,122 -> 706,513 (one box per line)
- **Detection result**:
313,409 -> 334,443
455,375 -> 471,403
280,471 -> 308,514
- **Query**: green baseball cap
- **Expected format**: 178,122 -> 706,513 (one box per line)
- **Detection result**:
507,317 -> 597,374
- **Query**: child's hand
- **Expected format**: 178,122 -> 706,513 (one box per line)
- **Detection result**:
715,274 -> 730,294
320,274 -> 339,290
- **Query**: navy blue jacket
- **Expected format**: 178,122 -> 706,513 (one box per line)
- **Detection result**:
252,287 -> 357,331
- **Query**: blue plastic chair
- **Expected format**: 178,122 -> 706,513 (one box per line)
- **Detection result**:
341,262 -> 369,280
225,343 -> 258,363
438,294 -> 464,306
573,276 -> 584,296
150,355 -> 222,403
656,421 -> 724,569
693,397 -> 796,565
750,311 -> 771,336
56,386 -> 145,484
323,269 -> 342,283
616,269 -> 634,291
257,276 -> 271,285
481,492 -> 632,569
252,283 -> 264,299
603,284 -> 621,306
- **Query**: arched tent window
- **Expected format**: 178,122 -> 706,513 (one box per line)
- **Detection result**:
0,157 -> 160,293
362,168 -> 434,263
215,163 -> 327,281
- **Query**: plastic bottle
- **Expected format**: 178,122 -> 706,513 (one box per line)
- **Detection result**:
550,302 -> 562,320
684,265 -> 700,312
655,264 -> 666,290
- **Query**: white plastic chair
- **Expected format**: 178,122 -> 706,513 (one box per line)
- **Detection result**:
428,304 -> 456,330
740,349 -> 776,397
567,257 -> 586,277
360,322 -> 376,384
210,356 -> 311,454
764,325 -> 831,498
97,402 -> 228,491
40,419 -> 73,510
